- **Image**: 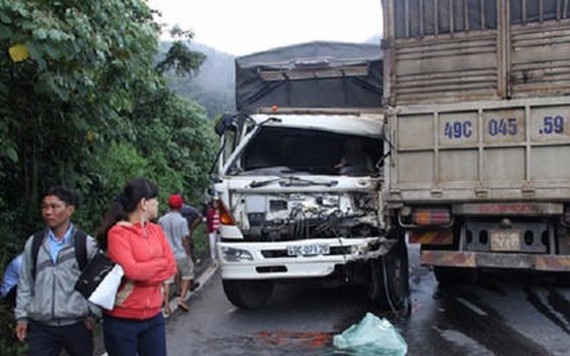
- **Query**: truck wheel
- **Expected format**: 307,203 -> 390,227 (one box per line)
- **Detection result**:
367,237 -> 410,312
222,280 -> 274,309
433,266 -> 475,285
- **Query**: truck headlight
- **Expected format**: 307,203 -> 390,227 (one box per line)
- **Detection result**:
221,246 -> 254,262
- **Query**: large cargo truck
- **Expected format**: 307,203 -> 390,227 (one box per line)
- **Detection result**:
381,0 -> 570,283
212,42 -> 409,309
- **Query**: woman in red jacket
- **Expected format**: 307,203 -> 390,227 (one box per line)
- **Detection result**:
96,177 -> 176,356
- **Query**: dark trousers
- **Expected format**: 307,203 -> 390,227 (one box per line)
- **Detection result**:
28,320 -> 93,356
103,312 -> 166,356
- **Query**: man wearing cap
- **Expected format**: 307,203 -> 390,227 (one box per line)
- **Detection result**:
158,194 -> 199,314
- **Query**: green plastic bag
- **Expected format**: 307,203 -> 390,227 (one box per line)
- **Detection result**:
333,312 -> 407,355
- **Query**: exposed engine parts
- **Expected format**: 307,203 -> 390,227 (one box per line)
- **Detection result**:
237,192 -> 380,241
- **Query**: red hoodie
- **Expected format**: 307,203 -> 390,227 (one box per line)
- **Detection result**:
105,222 -> 176,320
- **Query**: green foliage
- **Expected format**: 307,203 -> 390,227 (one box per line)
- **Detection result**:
156,41 -> 206,76
0,302 -> 25,355
0,0 -> 163,234
132,86 -> 217,205
0,1 -> 217,353
73,141 -> 150,233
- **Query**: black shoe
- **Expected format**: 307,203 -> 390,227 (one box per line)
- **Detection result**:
190,282 -> 201,292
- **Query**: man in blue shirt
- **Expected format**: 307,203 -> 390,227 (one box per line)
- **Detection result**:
0,253 -> 23,305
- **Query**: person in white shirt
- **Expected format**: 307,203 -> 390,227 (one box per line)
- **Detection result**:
158,194 -> 199,314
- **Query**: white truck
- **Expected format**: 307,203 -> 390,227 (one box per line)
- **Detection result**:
212,42 -> 409,309
381,0 -> 570,283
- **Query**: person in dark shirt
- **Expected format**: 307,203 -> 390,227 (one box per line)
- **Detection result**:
180,203 -> 203,263
335,138 -> 373,176
206,200 -> 220,267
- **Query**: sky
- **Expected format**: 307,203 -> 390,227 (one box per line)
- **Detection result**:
146,0 -> 383,56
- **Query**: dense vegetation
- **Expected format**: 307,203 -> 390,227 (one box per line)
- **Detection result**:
0,1 -> 217,353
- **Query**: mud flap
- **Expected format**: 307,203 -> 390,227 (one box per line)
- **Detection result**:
367,230 -> 410,315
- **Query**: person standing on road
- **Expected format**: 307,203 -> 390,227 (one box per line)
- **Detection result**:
159,194 -> 200,314
14,186 -> 99,356
180,202 -> 203,263
206,199 -> 221,266
95,177 -> 176,356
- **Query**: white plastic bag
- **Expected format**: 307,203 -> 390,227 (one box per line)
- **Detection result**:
333,312 -> 407,355
88,264 -> 124,310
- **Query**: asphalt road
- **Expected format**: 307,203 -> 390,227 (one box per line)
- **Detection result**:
111,245 -> 570,355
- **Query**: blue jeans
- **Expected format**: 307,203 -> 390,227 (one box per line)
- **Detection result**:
28,320 -> 93,356
103,312 -> 167,356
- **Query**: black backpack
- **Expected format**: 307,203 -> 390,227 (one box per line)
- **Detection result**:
30,229 -> 88,279
0,230 -> 88,308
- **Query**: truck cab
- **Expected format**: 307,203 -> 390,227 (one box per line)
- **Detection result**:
211,42 -> 409,310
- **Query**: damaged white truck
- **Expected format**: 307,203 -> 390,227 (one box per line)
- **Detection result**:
212,42 -> 409,310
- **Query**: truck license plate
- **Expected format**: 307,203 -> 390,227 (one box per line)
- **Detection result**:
490,231 -> 521,251
287,244 -> 330,256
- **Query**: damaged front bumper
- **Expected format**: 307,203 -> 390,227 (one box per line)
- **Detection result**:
218,237 -> 393,280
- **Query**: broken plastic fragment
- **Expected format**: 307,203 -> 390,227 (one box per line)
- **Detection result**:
333,312 -> 407,355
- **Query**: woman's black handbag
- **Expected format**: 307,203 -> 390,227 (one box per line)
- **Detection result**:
75,250 -> 124,310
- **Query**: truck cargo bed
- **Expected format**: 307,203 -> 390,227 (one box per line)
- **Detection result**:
386,97 -> 570,204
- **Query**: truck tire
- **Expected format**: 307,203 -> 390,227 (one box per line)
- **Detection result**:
367,235 -> 410,312
433,266 -> 476,285
222,280 -> 274,309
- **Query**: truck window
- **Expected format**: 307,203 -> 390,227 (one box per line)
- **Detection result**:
229,126 -> 382,176
220,118 -> 256,168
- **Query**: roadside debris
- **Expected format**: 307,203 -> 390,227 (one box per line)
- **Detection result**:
333,312 -> 407,355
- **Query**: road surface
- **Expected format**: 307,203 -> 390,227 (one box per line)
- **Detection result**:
160,245 -> 570,355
